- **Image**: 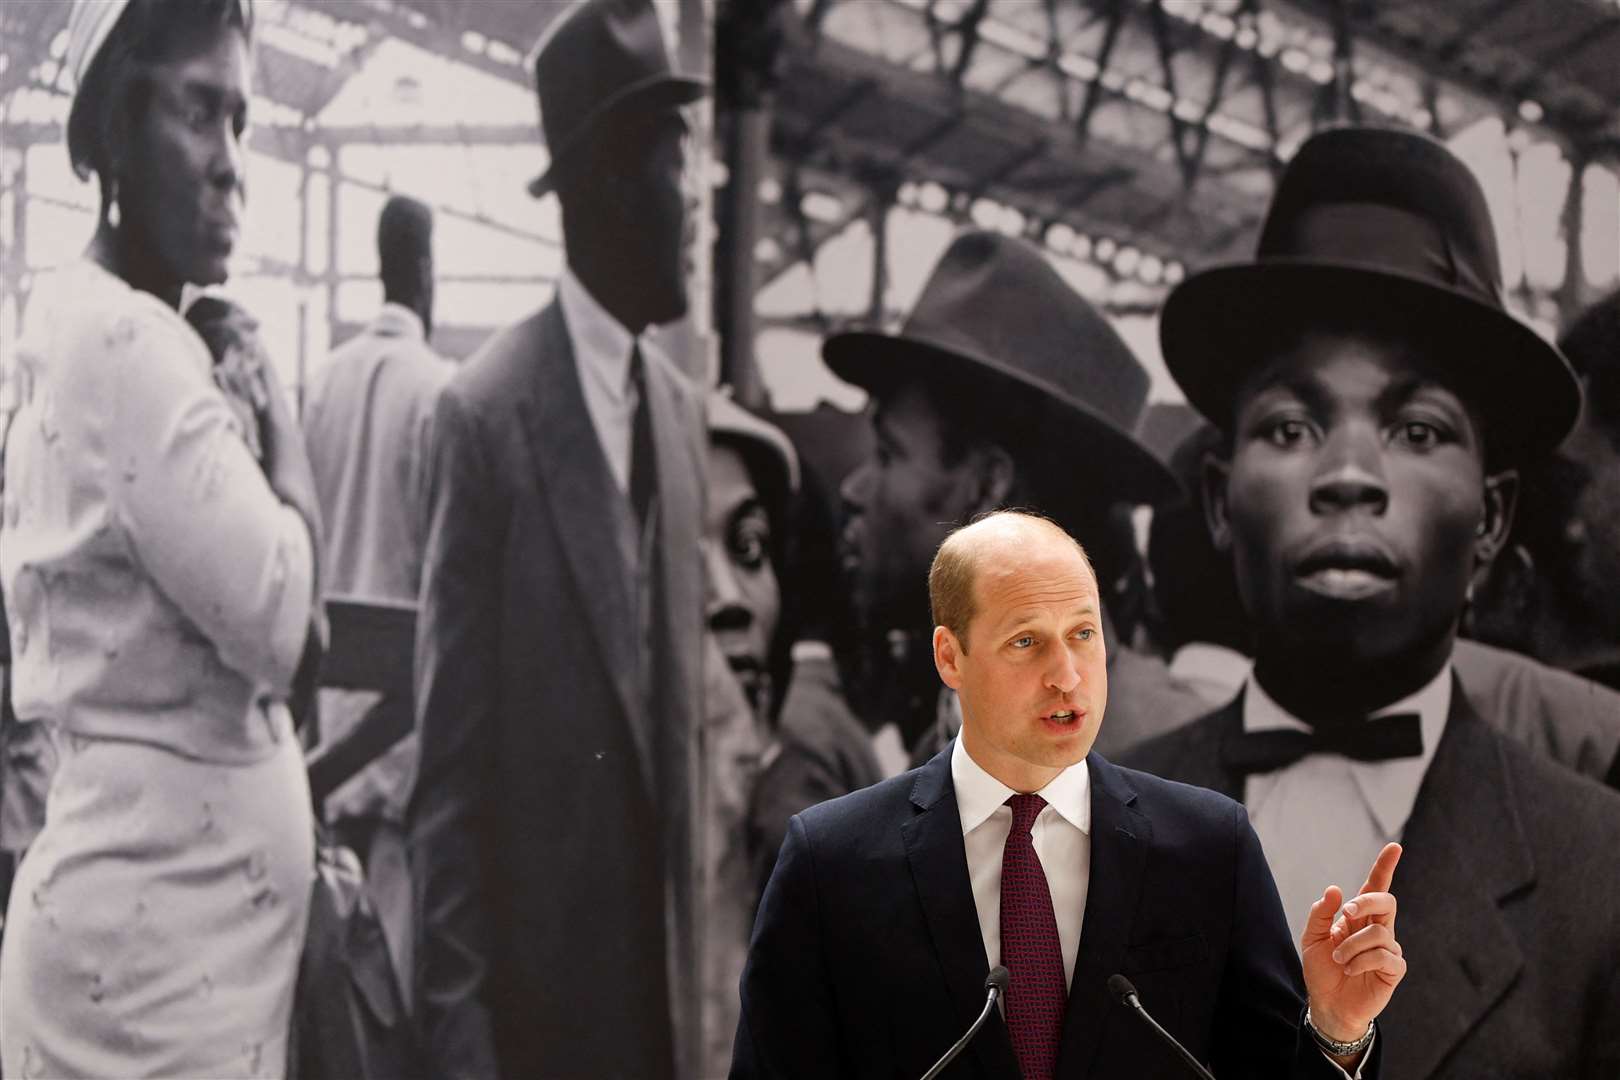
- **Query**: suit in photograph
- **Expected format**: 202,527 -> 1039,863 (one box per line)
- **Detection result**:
1123,681 -> 1620,1079
732,746 -> 1380,1079
409,300 -> 704,1079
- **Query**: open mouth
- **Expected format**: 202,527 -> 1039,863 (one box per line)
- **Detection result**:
1042,708 -> 1085,728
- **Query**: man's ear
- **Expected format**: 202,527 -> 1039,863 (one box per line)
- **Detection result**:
1464,541 -> 1538,649
1474,469 -> 1520,573
969,443 -> 1017,516
934,624 -> 964,690
1202,451 -> 1233,553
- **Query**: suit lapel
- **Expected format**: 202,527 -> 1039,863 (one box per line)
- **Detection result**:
900,750 -> 1022,1080
517,303 -> 654,796
1057,755 -> 1150,1079
1382,683 -> 1531,1079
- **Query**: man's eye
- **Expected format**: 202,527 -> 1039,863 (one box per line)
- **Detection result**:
1011,635 -> 1035,649
1391,421 -> 1444,448
1075,628 -> 1094,641
1263,419 -> 1311,447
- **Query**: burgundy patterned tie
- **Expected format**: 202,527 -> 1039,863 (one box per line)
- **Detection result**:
1001,793 -> 1066,1080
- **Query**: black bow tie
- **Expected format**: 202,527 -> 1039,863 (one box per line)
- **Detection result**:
1221,713 -> 1424,777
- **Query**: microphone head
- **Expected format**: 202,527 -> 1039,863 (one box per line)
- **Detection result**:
985,966 -> 1011,996
1106,974 -> 1138,1005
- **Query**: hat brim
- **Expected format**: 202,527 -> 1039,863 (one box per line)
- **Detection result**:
1161,261 -> 1581,463
824,331 -> 1182,506
528,73 -> 708,198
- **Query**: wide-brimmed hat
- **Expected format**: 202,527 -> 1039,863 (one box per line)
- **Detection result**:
527,0 -> 707,198
1161,125 -> 1581,463
824,230 -> 1179,506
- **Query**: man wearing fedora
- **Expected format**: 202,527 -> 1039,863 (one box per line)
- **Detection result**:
826,230 -> 1205,768
1124,126 -> 1620,1078
407,1 -> 708,1077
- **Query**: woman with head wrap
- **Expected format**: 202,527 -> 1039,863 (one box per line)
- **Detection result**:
0,1 -> 321,1075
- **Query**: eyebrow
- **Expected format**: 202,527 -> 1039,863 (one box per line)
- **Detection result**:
723,494 -> 767,523
1247,369 -> 1460,417
995,604 -> 1098,634
171,78 -> 249,115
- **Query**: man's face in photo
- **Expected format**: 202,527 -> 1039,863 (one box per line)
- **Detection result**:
587,104 -> 694,323
839,380 -> 982,638
1210,330 -> 1505,673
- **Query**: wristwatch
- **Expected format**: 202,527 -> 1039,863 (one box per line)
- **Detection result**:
1305,1008 -> 1376,1057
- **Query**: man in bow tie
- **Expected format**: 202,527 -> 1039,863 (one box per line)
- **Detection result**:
734,510 -> 1404,1079
1124,127 -> 1620,1078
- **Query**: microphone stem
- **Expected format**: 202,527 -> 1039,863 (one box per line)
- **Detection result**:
1126,997 -> 1217,1080
919,987 -> 1001,1080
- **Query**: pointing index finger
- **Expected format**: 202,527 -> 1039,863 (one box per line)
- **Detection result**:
1359,842 -> 1403,896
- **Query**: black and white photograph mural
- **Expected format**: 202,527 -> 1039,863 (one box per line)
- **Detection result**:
0,0 -> 1616,1077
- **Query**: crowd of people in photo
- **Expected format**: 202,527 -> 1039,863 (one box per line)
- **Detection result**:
0,0 -> 1616,1077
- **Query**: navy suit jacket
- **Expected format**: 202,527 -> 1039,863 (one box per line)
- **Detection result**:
731,747 -> 1379,1079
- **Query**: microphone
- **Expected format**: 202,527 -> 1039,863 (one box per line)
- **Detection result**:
1108,974 -> 1217,1080
919,966 -> 1010,1080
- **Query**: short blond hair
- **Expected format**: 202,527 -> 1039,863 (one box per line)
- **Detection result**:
928,510 -> 1094,654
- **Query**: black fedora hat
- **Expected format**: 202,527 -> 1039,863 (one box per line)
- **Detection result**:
527,0 -> 708,198
824,230 -> 1179,506
1161,125 -> 1581,463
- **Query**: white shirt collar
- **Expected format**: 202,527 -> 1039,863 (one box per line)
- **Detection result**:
373,302 -> 425,342
558,265 -> 637,399
1242,662 -> 1452,839
951,734 -> 1092,838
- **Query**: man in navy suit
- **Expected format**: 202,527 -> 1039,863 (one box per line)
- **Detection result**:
732,511 -> 1404,1079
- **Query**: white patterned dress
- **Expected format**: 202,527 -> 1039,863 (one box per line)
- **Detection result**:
0,260 -> 314,1078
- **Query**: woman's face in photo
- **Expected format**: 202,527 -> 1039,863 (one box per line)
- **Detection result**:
705,441 -> 781,714
118,24 -> 251,288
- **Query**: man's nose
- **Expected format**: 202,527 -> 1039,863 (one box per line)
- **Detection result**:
840,460 -> 874,514
1309,423 -> 1389,516
1046,644 -> 1082,695
211,124 -> 245,197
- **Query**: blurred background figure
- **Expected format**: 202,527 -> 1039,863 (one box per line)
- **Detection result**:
699,390 -> 798,1080
1469,287 -> 1620,696
0,1 -> 325,1076
300,192 -> 452,1018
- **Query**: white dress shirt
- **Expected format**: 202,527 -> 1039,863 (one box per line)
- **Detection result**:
953,731 -> 1371,1076
951,735 -> 1091,988
557,267 -> 641,494
1244,664 -> 1451,948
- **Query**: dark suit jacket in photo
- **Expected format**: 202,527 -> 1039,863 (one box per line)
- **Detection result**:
408,300 -> 705,1080
1122,680 -> 1620,1079
731,747 -> 1380,1079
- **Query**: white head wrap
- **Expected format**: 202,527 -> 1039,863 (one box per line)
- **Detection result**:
63,0 -> 251,180
65,0 -> 134,101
